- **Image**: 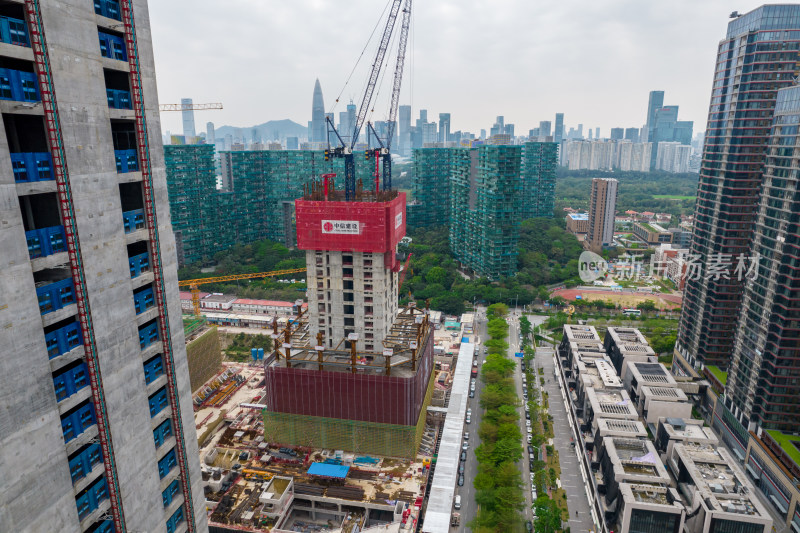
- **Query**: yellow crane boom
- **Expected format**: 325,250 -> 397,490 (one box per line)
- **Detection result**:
178,268 -> 306,316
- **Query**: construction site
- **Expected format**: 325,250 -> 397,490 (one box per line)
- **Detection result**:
182,303 -> 472,532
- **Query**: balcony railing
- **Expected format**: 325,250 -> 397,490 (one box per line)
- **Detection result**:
0,16 -> 30,47
36,278 -> 75,315
94,0 -> 122,21
122,209 -> 145,234
129,252 -> 150,278
139,321 -> 159,350
45,320 -> 82,359
133,286 -> 155,315
115,149 -> 139,173
26,225 -> 66,259
11,152 -> 54,182
106,88 -> 131,109
0,68 -> 39,102
98,31 -> 127,61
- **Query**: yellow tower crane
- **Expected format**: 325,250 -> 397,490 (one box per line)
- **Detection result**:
178,268 -> 306,316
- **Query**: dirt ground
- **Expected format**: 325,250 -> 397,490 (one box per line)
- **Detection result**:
552,289 -> 682,310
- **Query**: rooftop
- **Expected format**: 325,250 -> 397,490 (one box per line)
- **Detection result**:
628,362 -> 675,386
706,365 -> 728,386
568,212 -> 589,221
766,429 -> 800,467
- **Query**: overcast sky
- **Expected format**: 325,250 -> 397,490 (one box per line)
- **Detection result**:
150,0 -> 740,138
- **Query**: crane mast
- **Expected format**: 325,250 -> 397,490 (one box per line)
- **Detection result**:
324,0 -> 410,200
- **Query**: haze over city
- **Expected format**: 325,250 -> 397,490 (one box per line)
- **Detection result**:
151,0 -> 733,135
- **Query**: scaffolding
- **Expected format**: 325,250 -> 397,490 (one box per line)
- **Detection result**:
521,141 -> 557,219
408,147 -> 454,228
263,369 -> 434,458
163,147 -> 377,264
449,145 -> 522,280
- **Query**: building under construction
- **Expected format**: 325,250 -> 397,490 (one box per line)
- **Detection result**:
408,147 -> 454,228
520,141 -> 557,219
164,146 -> 375,264
450,145 -> 523,280
262,179 -> 434,458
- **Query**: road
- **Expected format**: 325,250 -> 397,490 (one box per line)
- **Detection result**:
456,308 -> 487,532
506,312 -> 534,524
534,326 -> 596,533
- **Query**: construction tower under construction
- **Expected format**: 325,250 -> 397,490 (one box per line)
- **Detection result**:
262,179 -> 434,458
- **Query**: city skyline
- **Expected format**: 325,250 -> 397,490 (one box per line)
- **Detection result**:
151,0 -> 734,137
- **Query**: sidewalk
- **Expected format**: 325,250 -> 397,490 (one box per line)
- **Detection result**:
536,345 -> 595,533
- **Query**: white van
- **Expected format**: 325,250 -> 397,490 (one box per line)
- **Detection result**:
454,495 -> 462,509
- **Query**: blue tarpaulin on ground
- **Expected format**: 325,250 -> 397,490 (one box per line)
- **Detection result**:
462,337 -> 469,343
308,462 -> 350,478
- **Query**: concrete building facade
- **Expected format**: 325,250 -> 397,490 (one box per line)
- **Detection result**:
0,1 -> 206,532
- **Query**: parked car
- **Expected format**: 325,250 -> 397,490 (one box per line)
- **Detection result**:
528,445 -> 534,454
460,451 -> 467,462
527,434 -> 532,443
469,390 -> 475,398
458,474 -> 465,486
459,463 -> 465,474
465,415 -> 471,424
525,412 -> 530,420
467,408 -> 472,417
463,432 -> 469,440
526,426 -> 532,434
526,521 -> 533,532
462,441 -> 469,451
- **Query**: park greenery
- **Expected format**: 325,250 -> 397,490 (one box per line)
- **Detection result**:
177,239 -> 307,301
554,168 -> 699,219
470,304 -> 527,533
403,220 -> 584,315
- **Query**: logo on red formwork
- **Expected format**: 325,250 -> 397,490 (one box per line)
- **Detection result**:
321,220 -> 360,234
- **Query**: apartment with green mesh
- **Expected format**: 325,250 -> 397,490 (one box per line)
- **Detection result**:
408,147 -> 454,228
521,141 -> 557,218
164,146 -> 374,265
450,145 -> 524,280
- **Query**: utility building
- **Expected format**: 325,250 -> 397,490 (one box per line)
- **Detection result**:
0,1 -> 206,532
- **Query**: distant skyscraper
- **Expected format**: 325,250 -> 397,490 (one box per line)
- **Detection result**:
554,113 -> 564,144
577,124 -> 583,138
586,178 -> 618,253
311,78 -> 326,144
438,113 -> 451,143
624,127 -> 640,143
675,5 -> 800,378
539,121 -> 552,138
480,129 -> 486,140
399,105 -> 411,155
504,124 -> 514,137
610,128 -> 624,140
643,90 -> 665,143
417,109 -> 428,128
181,97 -> 195,140
496,116 -> 505,130
595,127 -> 600,140
206,121 -> 215,146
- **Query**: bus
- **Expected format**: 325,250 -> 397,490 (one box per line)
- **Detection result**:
622,308 -> 642,317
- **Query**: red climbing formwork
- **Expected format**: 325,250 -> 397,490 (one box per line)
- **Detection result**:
295,192 -> 406,271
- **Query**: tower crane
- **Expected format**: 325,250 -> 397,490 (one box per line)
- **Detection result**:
178,268 -> 306,316
324,0 -> 412,199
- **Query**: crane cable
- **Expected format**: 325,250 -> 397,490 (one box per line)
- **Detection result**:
331,0 -> 393,115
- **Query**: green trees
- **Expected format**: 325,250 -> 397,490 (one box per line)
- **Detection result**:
470,314 -> 525,533
533,497 -> 563,533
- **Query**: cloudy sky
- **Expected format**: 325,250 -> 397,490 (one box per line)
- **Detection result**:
150,0 -> 739,138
